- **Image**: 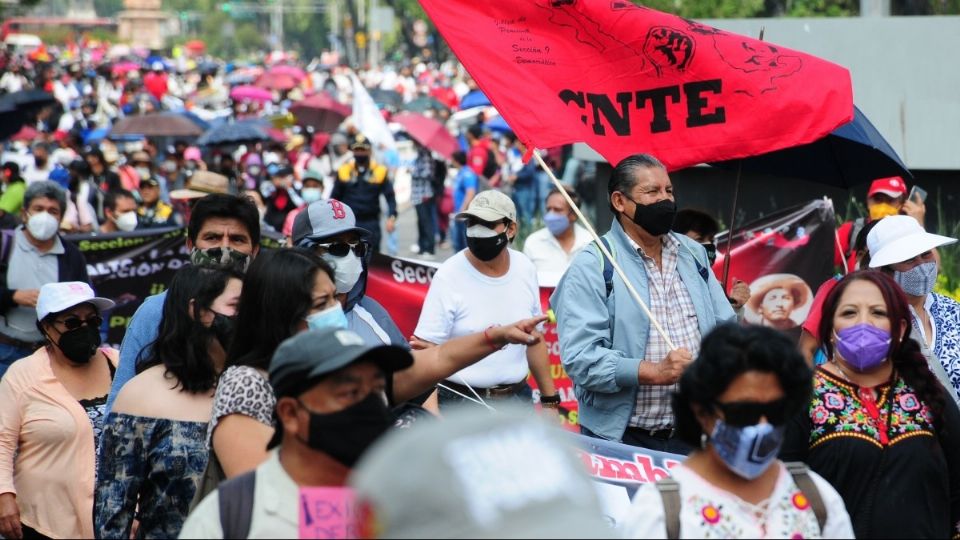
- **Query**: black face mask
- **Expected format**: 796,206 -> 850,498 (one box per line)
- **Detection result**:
622,195 -> 677,236
467,232 -> 509,261
354,155 -> 370,169
703,242 -> 718,265
297,392 -> 396,467
52,325 -> 101,364
210,312 -> 236,349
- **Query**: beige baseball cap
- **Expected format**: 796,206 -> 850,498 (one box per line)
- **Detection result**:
456,190 -> 517,223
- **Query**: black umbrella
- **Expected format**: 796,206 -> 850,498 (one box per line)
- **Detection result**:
0,102 -> 26,141
711,105 -> 911,187
0,89 -> 57,114
709,105 -> 910,287
368,88 -> 402,109
405,95 -> 450,114
196,120 -> 271,147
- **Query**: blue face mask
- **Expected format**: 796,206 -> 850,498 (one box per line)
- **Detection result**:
544,211 -> 571,236
305,303 -> 348,331
709,420 -> 784,480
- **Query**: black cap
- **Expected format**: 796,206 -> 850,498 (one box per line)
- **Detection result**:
266,328 -> 413,448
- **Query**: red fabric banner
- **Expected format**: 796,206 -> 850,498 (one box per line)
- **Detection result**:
418,0 -> 853,170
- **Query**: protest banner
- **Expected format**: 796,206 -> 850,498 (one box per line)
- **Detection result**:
418,0 -> 852,169
65,227 -> 188,348
299,487 -> 361,539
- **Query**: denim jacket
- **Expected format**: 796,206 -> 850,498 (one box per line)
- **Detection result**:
550,220 -> 735,441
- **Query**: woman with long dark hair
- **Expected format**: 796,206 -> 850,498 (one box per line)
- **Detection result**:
94,266 -> 243,539
782,270 -> 960,538
209,248 -> 548,480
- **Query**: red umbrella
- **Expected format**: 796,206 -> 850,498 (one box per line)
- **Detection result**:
229,85 -> 274,103
290,93 -> 350,133
391,112 -> 458,160
184,40 -> 206,54
267,65 -> 306,81
11,125 -> 38,143
255,72 -> 298,91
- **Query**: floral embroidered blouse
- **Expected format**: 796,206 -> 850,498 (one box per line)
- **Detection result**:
620,463 -> 854,539
782,368 -> 960,540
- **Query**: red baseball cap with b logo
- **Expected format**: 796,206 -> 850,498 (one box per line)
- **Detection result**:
867,176 -> 907,198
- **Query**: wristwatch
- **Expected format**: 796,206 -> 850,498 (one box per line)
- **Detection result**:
540,394 -> 561,405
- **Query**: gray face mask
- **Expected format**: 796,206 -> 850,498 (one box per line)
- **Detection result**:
894,261 -> 937,297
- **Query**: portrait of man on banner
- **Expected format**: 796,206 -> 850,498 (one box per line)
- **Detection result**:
744,273 -> 813,335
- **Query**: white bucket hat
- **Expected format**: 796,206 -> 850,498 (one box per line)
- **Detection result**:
867,215 -> 957,268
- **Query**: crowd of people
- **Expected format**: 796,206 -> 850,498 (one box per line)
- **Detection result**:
0,38 -> 956,540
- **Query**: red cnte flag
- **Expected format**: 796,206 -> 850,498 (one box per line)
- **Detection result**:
419,0 -> 854,169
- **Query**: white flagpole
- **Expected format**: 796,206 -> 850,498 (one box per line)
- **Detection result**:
532,151 -> 677,351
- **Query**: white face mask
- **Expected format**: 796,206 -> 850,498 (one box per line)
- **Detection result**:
466,224 -> 499,238
135,166 -> 151,178
301,187 -> 323,204
113,211 -> 138,232
26,211 -> 59,241
322,251 -> 363,294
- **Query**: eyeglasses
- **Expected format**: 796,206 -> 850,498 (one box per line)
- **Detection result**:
313,241 -> 368,258
714,398 -> 789,427
54,315 -> 102,331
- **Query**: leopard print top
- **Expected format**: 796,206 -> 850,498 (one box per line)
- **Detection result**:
206,365 -> 275,447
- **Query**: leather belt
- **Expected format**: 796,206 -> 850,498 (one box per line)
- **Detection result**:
0,332 -> 45,352
627,426 -> 676,440
442,380 -> 527,399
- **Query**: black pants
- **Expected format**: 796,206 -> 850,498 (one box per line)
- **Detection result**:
415,198 -> 437,255
356,218 -> 382,254
581,425 -> 694,456
21,524 -> 52,540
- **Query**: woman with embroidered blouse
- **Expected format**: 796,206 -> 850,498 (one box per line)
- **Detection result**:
0,282 -> 117,540
782,271 -> 960,539
621,323 -> 854,539
94,266 -> 243,539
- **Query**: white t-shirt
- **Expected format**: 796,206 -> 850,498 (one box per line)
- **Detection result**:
620,463 -> 855,539
414,249 -> 542,388
522,223 -> 593,275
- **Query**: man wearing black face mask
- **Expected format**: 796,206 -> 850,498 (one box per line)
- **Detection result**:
413,190 -> 558,410
551,154 -> 735,454
330,135 -> 397,253
180,328 -> 412,539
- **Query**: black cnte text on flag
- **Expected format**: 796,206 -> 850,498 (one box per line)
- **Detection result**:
559,79 -> 726,136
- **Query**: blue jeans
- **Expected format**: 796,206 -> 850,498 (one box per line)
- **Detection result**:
451,220 -> 467,253
415,198 -> 437,255
0,342 -> 35,379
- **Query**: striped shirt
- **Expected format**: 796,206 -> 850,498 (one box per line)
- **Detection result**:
626,234 -> 702,431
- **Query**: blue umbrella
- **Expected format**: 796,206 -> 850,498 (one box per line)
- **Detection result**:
711,105 -> 911,187
459,90 -> 490,110
172,109 -> 211,132
196,120 -> 271,147
710,105 -> 911,288
485,115 -> 512,134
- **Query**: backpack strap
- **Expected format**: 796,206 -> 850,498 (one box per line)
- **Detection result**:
675,234 -> 710,283
218,470 -> 257,539
655,477 -> 681,540
785,461 -> 827,533
596,237 -> 615,298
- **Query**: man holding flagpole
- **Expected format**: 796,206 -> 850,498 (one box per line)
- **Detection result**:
551,154 -> 735,454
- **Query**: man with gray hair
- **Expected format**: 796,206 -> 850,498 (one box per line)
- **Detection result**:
0,181 -> 90,375
551,154 -> 735,454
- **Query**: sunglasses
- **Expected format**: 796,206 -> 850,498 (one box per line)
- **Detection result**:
313,241 -> 368,258
55,315 -> 103,331
714,398 -> 789,427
